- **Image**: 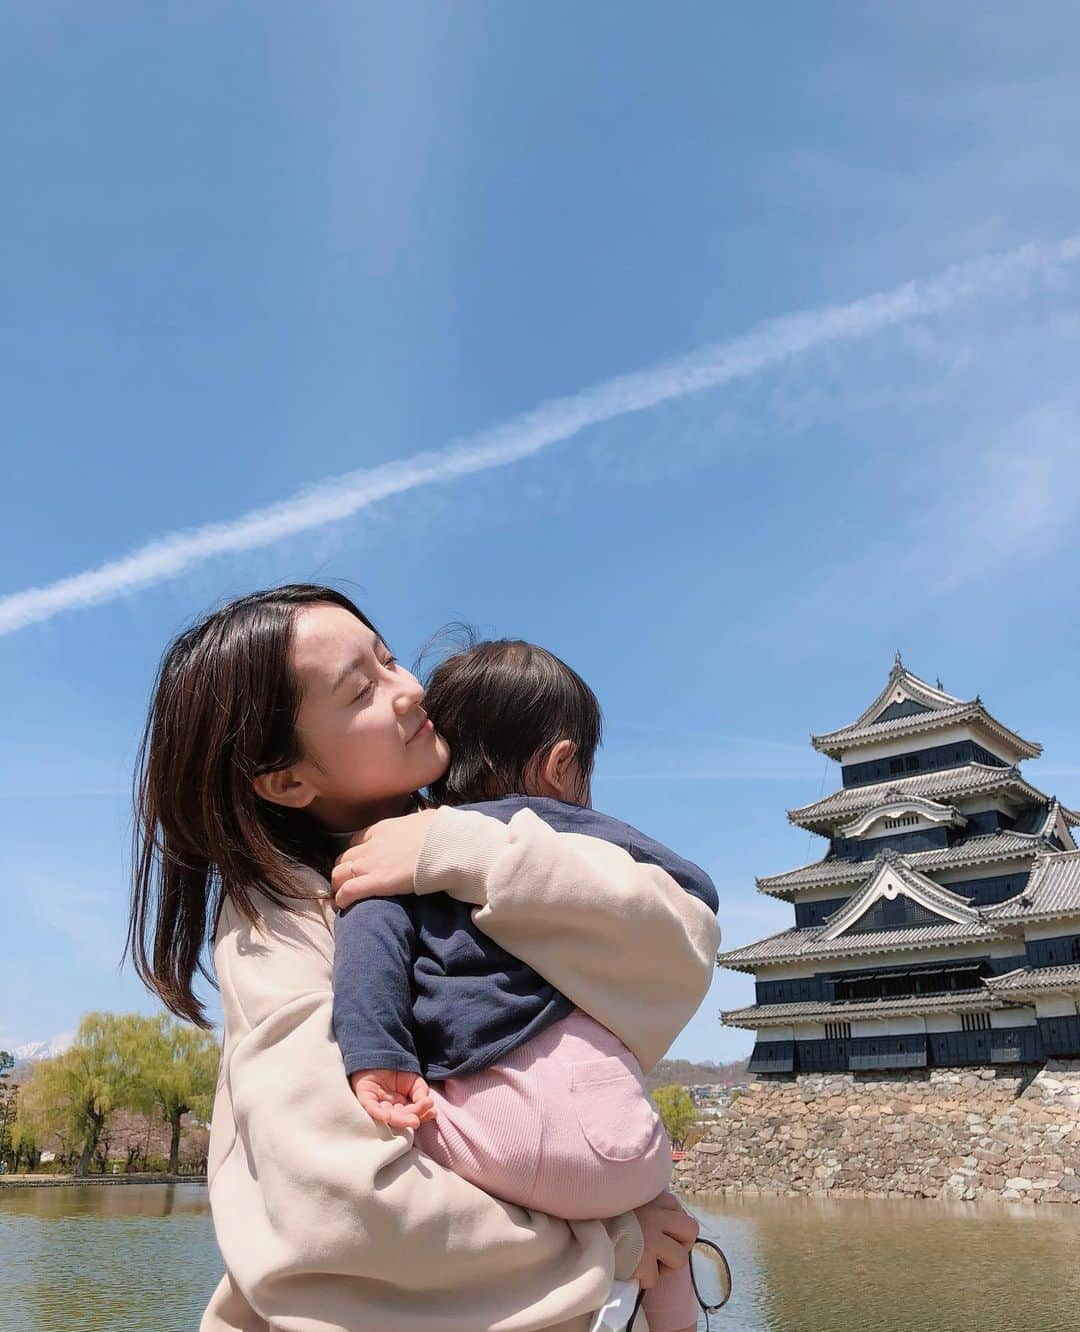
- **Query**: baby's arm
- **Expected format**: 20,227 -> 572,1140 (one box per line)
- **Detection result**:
333,898 -> 434,1129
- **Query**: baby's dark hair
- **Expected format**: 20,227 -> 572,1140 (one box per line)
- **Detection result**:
423,639 -> 602,806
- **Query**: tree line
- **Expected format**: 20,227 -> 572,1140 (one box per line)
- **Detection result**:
0,1012 -> 219,1178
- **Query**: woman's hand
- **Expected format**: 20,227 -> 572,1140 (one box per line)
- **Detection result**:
332,809 -> 438,909
632,1192 -> 699,1289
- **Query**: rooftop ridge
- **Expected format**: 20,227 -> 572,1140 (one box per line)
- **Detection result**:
717,916 -> 998,972
847,658 -> 964,729
787,762 -> 1076,832
837,792 -> 966,838
818,852 -> 981,940
986,848 -> 1080,923
811,698 -> 1042,760
722,988 -> 1009,1029
756,830 -> 1056,897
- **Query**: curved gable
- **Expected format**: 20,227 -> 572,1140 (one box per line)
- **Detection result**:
821,854 -> 981,941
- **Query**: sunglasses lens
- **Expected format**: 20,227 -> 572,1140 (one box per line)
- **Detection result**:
690,1241 -> 732,1310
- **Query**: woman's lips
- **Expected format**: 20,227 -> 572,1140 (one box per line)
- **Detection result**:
406,718 -> 434,745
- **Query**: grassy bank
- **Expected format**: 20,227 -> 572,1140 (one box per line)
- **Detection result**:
0,1172 -> 207,1188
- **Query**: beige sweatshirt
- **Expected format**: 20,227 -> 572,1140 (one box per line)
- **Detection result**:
201,806 -> 720,1332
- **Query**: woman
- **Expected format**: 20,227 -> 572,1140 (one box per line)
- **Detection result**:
128,585 -> 719,1332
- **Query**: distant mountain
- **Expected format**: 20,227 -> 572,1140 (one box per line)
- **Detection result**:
10,1033 -> 74,1072
646,1056 -> 749,1092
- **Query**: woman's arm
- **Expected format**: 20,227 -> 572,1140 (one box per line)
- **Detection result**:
208,889 -> 644,1332
417,807 -> 720,1073
334,807 -> 720,1074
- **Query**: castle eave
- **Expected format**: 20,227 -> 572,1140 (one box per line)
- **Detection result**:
757,831 -> 1054,897
723,988 -> 1012,1029
985,850 -> 1080,923
717,919 -> 999,972
986,963 -> 1080,998
812,701 -> 1041,760
787,764 -> 1064,833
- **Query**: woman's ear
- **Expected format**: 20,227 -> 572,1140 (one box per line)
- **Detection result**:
252,766 -> 318,810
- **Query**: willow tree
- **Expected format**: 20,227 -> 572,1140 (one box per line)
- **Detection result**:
124,1014 -> 219,1174
0,1053 -> 16,1169
16,1014 -> 132,1176
651,1083 -> 699,1151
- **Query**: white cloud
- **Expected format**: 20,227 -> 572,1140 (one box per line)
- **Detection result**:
3,234 -> 1079,636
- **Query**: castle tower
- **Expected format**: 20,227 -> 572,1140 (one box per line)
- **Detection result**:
719,657 -> 1080,1074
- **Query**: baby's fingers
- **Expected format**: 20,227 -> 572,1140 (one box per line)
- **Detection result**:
356,1091 -> 395,1124
411,1094 -> 436,1122
385,1104 -> 423,1130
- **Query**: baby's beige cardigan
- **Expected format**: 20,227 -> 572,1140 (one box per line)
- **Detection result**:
201,807 -> 720,1332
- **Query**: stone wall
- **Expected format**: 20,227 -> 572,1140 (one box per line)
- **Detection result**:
674,1060 -> 1080,1204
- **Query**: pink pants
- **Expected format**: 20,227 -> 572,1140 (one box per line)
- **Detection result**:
417,1010 -> 697,1332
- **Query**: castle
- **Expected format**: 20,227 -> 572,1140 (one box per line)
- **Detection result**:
719,656 -> 1080,1075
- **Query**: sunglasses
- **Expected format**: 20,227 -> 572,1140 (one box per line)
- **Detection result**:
627,1238 -> 733,1329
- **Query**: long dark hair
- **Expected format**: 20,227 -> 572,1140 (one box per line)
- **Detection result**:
127,584 -> 379,1026
424,638 -> 602,806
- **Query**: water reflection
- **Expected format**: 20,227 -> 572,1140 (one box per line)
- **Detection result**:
4,1184 -> 1080,1332
0,1181 -> 210,1220
688,1193 -> 1080,1331
0,1184 -> 219,1332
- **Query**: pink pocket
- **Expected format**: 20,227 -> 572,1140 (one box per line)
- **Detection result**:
568,1054 -> 662,1162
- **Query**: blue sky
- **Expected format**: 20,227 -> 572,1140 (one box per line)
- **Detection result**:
4,3 -> 1080,1063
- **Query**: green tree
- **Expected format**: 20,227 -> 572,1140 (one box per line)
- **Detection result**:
123,1014 -> 220,1174
0,1060 -> 16,1171
16,1014 -> 133,1176
651,1083 -> 698,1150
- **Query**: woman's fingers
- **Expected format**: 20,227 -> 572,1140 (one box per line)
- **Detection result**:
632,1192 -> 699,1288
634,1261 -> 659,1290
653,1234 -> 691,1270
331,860 -> 369,894
334,874 -> 375,910
663,1210 -> 699,1247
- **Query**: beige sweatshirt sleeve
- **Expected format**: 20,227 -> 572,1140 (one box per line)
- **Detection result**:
416,806 -> 721,1073
203,886 -> 643,1332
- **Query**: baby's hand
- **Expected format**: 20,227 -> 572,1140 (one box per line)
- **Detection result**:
349,1068 -> 437,1131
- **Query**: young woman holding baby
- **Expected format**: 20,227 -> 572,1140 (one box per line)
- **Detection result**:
129,584 -> 720,1332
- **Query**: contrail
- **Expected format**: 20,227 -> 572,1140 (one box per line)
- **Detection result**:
3,235 -> 1079,636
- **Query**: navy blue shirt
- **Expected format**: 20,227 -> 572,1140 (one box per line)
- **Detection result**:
332,797 -> 718,1082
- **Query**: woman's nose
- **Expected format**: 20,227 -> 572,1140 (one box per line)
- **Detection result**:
392,671 -> 424,714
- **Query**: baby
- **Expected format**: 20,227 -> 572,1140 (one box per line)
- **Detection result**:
332,640 -> 719,1332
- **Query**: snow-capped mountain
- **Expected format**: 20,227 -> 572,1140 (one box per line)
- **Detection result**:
9,1033 -> 75,1069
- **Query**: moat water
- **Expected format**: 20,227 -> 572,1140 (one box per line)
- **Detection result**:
3,1183 -> 1079,1331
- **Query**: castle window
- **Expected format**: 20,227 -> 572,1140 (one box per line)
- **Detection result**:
962,1012 -> 991,1032
825,1021 -> 852,1041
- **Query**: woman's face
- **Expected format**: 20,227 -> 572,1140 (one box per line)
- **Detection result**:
277,603 -> 450,829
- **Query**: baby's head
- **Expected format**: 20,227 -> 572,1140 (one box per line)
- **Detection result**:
424,639 -> 601,807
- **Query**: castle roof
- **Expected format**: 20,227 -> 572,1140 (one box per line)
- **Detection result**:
985,963 -> 1080,998
811,657 -> 1041,760
723,988 -> 1010,1029
818,852 -> 981,938
985,850 -> 1080,924
787,763 -> 1077,834
717,916 -> 998,972
757,829 -> 1057,898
